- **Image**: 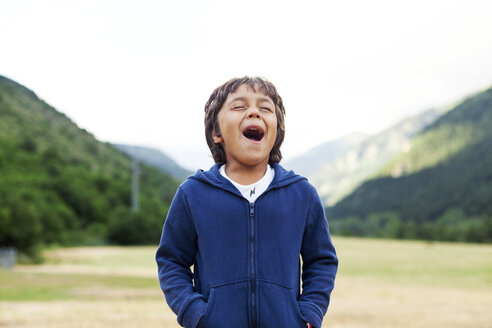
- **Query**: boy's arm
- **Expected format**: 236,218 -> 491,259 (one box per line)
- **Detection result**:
156,187 -> 206,328
299,187 -> 338,328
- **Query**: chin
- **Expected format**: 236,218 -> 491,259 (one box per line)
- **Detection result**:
242,156 -> 270,167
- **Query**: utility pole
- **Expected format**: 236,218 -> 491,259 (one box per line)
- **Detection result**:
131,157 -> 139,212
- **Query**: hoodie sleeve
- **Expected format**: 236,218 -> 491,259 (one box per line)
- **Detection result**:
298,187 -> 338,328
156,187 -> 206,328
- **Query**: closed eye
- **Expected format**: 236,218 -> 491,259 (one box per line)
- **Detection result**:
260,107 -> 273,112
232,106 -> 245,110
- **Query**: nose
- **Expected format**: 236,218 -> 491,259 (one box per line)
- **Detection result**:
248,106 -> 261,119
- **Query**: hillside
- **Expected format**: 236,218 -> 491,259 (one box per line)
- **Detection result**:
310,109 -> 441,205
114,144 -> 192,181
327,87 -> 492,242
0,75 -> 180,260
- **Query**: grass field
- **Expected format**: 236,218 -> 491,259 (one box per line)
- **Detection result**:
1,237 -> 491,327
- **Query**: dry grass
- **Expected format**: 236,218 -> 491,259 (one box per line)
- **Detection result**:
326,278 -> 492,328
1,238 -> 491,328
0,300 -> 176,328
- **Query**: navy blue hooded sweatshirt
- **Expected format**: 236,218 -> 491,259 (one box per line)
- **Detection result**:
156,163 -> 338,328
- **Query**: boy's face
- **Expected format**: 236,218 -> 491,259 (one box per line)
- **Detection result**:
214,84 -> 277,169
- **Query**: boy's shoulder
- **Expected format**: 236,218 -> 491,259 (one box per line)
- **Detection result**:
270,163 -> 317,193
178,164 -> 223,191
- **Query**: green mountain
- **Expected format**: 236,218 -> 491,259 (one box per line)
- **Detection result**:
114,144 -> 193,181
0,75 -> 179,260
327,87 -> 492,243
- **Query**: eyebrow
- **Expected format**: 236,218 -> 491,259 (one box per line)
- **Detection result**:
229,96 -> 274,105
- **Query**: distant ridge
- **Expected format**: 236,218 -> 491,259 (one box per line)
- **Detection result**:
287,108 -> 441,206
283,132 -> 367,178
114,144 -> 192,181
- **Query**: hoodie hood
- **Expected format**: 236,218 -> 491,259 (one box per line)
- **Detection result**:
189,163 -> 305,196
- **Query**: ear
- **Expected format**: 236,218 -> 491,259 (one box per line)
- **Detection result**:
212,130 -> 223,144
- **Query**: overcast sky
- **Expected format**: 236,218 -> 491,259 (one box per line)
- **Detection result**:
1,0 -> 491,170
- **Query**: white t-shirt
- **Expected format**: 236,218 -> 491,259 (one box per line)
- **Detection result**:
219,164 -> 275,203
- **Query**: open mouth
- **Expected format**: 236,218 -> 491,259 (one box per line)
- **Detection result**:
242,125 -> 264,142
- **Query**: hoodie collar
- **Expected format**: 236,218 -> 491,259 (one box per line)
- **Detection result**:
189,163 -> 305,197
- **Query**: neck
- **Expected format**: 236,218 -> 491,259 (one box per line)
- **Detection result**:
224,162 -> 269,185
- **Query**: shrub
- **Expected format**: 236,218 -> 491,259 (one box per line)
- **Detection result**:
107,207 -> 162,245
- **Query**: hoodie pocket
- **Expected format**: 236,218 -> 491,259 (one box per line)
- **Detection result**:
199,280 -> 249,328
258,280 -> 305,328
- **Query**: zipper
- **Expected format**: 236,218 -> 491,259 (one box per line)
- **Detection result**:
249,202 -> 256,328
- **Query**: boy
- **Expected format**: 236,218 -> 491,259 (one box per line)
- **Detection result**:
156,77 -> 338,328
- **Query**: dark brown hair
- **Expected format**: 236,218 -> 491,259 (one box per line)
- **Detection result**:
204,76 -> 286,164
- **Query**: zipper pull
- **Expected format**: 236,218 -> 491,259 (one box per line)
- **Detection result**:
250,203 -> 254,217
